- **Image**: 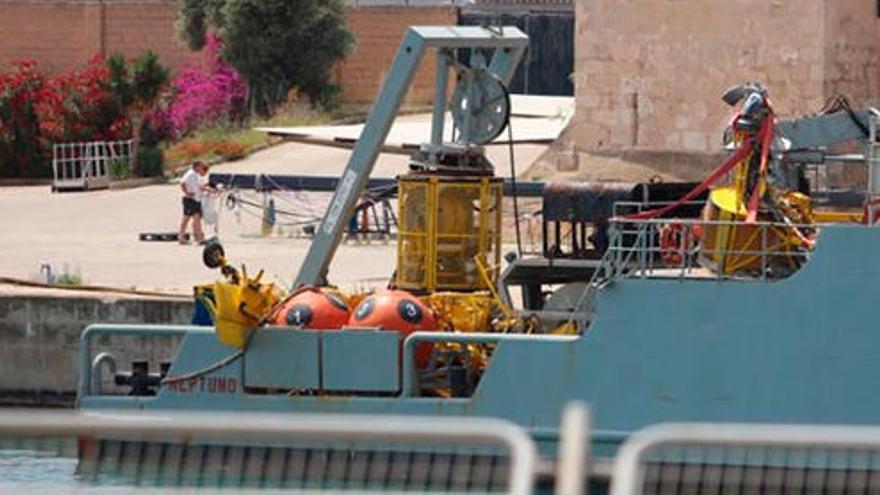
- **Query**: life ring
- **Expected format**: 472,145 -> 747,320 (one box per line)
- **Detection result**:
659,223 -> 697,266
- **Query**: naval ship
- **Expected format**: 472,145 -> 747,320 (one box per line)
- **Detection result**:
73,25 -> 880,491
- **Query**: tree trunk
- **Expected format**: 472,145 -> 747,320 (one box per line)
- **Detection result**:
129,111 -> 142,176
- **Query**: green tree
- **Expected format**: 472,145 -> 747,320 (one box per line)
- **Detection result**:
177,0 -> 354,115
106,51 -> 170,175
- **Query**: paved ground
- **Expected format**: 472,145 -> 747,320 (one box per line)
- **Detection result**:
0,139 -> 546,295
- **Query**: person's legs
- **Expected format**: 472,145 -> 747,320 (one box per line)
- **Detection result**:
179,215 -> 191,244
192,213 -> 205,243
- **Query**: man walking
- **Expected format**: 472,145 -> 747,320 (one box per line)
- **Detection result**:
179,161 -> 210,245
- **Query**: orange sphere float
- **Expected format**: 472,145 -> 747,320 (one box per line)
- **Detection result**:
348,290 -> 437,366
273,288 -> 350,330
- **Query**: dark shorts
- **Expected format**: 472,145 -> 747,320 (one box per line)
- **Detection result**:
182,197 -> 202,217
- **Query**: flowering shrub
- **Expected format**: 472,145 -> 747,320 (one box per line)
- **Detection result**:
0,57 -> 129,178
166,138 -> 247,164
163,34 -> 247,138
40,55 -> 129,143
0,61 -> 50,177
212,140 -> 247,160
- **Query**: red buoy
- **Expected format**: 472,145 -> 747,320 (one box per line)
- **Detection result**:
348,290 -> 437,366
274,288 -> 350,330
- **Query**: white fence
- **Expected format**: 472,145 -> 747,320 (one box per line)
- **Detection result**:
51,140 -> 133,192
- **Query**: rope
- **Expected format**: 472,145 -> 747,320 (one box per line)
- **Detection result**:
507,119 -> 523,256
160,350 -> 244,385
160,285 -> 316,386
0,276 -> 190,299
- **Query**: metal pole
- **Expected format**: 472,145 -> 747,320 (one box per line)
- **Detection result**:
430,49 -> 449,148
555,402 -> 590,495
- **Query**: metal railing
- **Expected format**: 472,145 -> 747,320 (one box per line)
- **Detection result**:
52,139 -> 133,191
0,410 -> 539,493
78,324 -> 195,402
611,423 -> 880,495
604,217 -> 814,282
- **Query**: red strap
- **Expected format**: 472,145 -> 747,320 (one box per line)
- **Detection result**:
862,198 -> 880,225
618,139 -> 755,221
745,116 -> 775,223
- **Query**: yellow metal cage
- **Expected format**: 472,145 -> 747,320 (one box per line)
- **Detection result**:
396,175 -> 502,293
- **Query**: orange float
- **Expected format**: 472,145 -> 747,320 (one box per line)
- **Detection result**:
273,288 -> 350,330
348,289 -> 437,366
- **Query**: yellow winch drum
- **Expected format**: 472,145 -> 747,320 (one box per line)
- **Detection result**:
397,175 -> 502,293
700,186 -> 804,274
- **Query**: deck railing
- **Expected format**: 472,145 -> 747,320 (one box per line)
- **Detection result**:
610,423 -> 880,495
604,216 -> 814,282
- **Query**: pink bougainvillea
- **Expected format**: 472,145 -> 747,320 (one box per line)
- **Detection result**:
163,34 -> 247,138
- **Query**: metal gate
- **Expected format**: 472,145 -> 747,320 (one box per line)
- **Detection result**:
459,10 -> 574,96
51,140 -> 133,192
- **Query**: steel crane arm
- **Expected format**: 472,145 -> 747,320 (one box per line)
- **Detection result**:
777,108 -> 880,151
292,26 -> 528,288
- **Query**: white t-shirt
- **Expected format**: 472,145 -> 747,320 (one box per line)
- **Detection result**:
181,169 -> 203,202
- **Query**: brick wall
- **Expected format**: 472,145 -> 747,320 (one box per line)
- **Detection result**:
0,2 -> 94,73
0,1 -> 458,104
338,6 -> 459,102
570,0 -> 880,153
102,1 -> 203,70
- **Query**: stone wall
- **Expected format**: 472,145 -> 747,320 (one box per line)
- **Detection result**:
0,1 -> 459,104
570,0 -> 880,153
824,0 -> 880,104
0,291 -> 192,406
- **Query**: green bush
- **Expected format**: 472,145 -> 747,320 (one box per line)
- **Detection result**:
54,273 -> 83,286
136,145 -> 164,177
108,157 -> 132,180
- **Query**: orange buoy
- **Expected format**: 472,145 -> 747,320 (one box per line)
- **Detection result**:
273,288 -> 350,330
348,289 -> 437,366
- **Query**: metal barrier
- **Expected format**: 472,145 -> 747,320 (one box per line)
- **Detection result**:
611,423 -> 880,495
605,217 -> 814,282
0,410 -> 539,493
52,140 -> 133,191
78,324 -> 195,402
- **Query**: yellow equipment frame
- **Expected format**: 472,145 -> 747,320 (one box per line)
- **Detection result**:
397,175 -> 502,293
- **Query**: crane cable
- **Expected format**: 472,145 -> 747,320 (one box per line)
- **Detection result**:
507,119 -> 523,257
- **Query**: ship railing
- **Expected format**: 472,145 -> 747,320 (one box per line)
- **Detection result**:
611,200 -> 708,219
603,216 -> 814,282
610,422 -> 880,495
0,407 -> 577,493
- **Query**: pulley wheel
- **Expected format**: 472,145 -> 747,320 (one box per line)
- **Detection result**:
450,68 -> 511,146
